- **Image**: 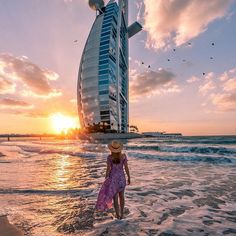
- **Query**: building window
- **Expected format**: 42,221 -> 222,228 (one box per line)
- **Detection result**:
101,115 -> 110,120
99,84 -> 108,91
100,35 -> 110,42
101,31 -> 111,37
100,44 -> 109,51
100,110 -> 110,115
99,55 -> 108,61
99,59 -> 108,65
99,69 -> 109,75
99,64 -> 109,71
100,100 -> 109,105
100,40 -> 110,46
99,80 -> 109,85
100,50 -> 109,56
99,90 -> 109,95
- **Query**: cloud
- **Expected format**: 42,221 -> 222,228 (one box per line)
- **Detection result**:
143,0 -> 233,49
136,1 -> 144,22
130,69 -> 180,99
197,67 -> 236,112
199,80 -> 216,95
219,72 -> 229,81
0,54 -> 61,98
0,76 -> 15,94
20,89 -> 62,99
187,76 -> 199,83
23,110 -> 52,118
213,74 -> 236,111
211,93 -> 236,111
0,98 -> 34,109
223,77 -> 236,92
198,72 -> 216,95
0,108 -> 50,117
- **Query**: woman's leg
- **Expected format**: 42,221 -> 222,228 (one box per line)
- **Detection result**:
113,193 -> 120,219
119,190 -> 125,219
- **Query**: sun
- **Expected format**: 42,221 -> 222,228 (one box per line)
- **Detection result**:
50,113 -> 80,134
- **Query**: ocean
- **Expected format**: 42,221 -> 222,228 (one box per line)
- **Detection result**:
0,136 -> 236,235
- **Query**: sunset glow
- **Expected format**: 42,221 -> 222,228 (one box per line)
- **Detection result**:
0,1 -> 235,135
50,113 -> 79,134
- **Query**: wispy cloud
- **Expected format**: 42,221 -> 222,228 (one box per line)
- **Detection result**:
212,69 -> 236,111
197,67 -> 236,112
0,76 -> 16,94
199,73 -> 216,95
143,0 -> 233,50
0,98 -> 34,109
0,54 -> 61,98
187,76 -> 200,84
211,93 -> 236,112
20,89 -> 62,99
130,68 -> 180,100
136,0 -> 144,22
223,76 -> 236,92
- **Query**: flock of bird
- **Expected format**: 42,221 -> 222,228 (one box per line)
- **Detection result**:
140,42 -> 216,76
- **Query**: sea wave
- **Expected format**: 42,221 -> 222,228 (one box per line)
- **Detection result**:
140,136 -> 236,145
126,145 -> 236,155
160,146 -> 236,155
26,148 -> 98,158
127,151 -> 236,164
0,188 -> 92,196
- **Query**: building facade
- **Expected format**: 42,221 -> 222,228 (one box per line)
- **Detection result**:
77,0 -> 141,132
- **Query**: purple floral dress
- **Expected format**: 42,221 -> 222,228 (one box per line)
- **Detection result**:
95,154 -> 128,211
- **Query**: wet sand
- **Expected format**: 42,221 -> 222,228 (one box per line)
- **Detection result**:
0,215 -> 23,236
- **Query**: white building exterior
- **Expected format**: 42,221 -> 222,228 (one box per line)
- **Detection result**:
77,0 -> 142,132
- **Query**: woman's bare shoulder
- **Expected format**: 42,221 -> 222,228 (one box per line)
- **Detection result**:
121,153 -> 127,160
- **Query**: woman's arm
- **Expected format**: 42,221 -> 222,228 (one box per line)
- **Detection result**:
124,162 -> 130,185
105,162 -> 111,178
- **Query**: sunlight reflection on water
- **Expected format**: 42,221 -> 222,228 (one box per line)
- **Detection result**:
54,155 -> 72,188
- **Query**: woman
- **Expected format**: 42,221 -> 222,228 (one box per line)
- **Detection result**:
95,140 -> 130,219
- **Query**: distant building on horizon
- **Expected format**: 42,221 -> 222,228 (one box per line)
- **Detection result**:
77,0 -> 142,133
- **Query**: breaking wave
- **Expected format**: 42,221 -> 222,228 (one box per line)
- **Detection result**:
127,151 -> 236,164
127,145 -> 236,155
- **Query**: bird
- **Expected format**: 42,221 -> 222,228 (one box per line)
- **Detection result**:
148,65 -> 151,68
188,42 -> 191,45
203,72 -> 206,76
173,48 -> 176,52
210,57 -> 213,60
211,42 -> 215,46
141,62 -> 144,64
74,40 -> 78,43
167,59 -> 170,62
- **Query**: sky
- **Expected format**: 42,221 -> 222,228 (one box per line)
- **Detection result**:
0,0 -> 236,135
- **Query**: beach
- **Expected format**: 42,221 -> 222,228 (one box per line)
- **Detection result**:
0,136 -> 236,235
0,215 -> 23,236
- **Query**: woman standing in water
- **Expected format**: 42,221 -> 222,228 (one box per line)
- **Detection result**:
95,140 -> 130,219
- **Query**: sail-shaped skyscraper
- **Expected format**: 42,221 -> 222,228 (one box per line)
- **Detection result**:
77,0 -> 142,132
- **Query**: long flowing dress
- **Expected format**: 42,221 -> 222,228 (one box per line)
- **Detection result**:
95,154 -> 128,211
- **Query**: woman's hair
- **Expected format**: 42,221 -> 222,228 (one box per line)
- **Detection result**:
111,152 -> 122,164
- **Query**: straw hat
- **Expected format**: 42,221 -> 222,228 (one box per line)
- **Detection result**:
108,140 -> 123,153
